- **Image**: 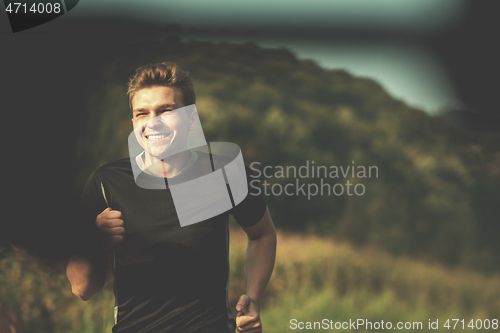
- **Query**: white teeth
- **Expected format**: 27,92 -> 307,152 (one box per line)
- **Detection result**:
147,134 -> 169,140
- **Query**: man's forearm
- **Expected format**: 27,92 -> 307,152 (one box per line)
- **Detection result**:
245,230 -> 277,310
66,253 -> 107,301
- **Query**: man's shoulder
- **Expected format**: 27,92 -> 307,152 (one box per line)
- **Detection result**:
94,158 -> 134,179
98,157 -> 132,170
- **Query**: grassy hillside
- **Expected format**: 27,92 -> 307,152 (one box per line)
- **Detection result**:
1,224 -> 499,332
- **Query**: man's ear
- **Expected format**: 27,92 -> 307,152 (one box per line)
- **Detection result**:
189,109 -> 199,131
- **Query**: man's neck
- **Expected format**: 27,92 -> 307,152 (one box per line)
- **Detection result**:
143,150 -> 192,178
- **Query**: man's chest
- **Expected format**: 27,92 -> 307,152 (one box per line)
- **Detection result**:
103,175 -> 229,266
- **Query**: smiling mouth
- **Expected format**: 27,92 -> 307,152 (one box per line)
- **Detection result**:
146,133 -> 171,142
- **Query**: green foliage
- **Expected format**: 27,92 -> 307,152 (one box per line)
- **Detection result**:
229,228 -> 500,333
0,247 -> 115,333
2,228 -> 499,332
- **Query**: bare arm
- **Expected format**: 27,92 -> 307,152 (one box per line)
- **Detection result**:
242,206 -> 277,310
66,208 -> 124,301
66,253 -> 107,301
235,206 -> 277,332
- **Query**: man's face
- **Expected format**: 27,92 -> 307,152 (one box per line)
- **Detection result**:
131,86 -> 196,160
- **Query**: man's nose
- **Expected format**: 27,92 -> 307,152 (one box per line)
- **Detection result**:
145,113 -> 163,129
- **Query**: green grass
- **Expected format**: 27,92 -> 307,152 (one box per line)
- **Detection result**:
228,227 -> 500,333
1,227 -> 499,332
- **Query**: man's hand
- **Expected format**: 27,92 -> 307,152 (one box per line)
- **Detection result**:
95,207 -> 124,251
235,294 -> 262,333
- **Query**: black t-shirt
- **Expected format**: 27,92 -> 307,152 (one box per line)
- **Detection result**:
80,152 -> 266,333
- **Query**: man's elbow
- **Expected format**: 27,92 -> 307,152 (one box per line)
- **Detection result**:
66,255 -> 106,301
71,279 -> 105,301
72,289 -> 92,301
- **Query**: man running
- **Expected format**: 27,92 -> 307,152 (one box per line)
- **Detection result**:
66,62 -> 277,333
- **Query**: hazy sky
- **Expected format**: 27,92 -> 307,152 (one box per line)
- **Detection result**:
69,0 -> 467,113
73,0 -> 465,32
181,36 -> 462,114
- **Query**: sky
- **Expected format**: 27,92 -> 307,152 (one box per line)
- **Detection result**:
73,0 -> 465,32
180,36 -> 462,114
68,0 -> 468,114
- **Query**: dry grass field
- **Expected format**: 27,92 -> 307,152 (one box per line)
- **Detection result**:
0,224 -> 499,332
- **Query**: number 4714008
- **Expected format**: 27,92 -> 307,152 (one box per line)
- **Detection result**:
444,319 -> 498,330
5,2 -> 62,14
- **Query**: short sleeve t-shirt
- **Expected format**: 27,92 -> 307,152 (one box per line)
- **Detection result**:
80,151 -> 266,333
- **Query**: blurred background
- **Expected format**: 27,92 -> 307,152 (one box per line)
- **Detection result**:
1,0 -> 499,332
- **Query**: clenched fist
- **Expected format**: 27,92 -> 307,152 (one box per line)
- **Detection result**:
95,207 -> 125,251
235,295 -> 262,332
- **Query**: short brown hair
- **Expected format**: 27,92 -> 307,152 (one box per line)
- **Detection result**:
127,62 -> 196,110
